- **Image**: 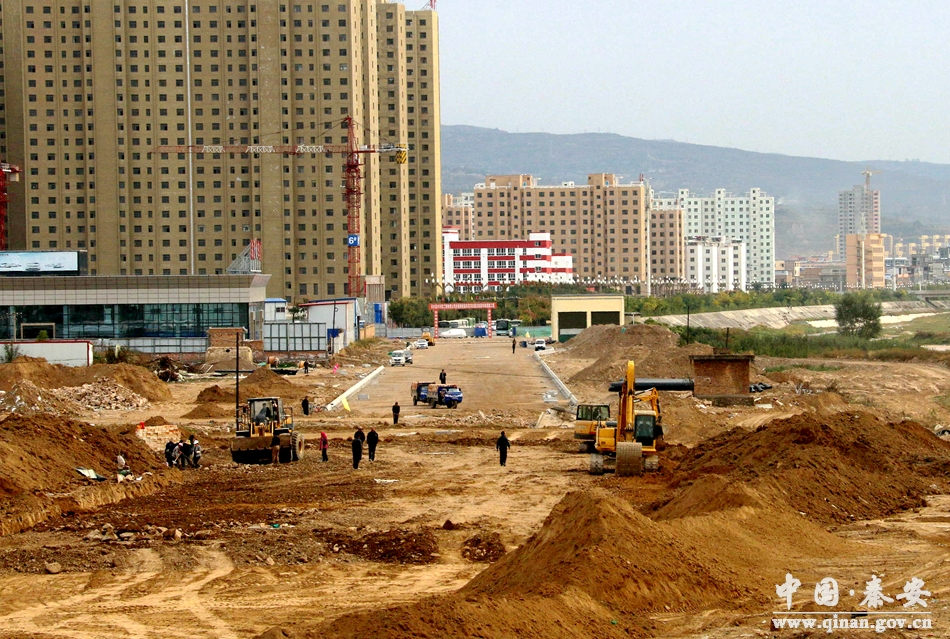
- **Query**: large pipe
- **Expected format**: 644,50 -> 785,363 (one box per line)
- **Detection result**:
609,378 -> 695,393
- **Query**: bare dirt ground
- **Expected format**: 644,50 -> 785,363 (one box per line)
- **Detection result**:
0,329 -> 949,638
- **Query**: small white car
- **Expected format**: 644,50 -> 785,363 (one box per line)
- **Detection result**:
534,339 -> 547,351
389,349 -> 413,366
413,339 -> 429,349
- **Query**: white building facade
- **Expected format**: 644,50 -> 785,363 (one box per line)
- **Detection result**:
441,230 -> 573,294
685,236 -> 747,293
652,188 -> 775,288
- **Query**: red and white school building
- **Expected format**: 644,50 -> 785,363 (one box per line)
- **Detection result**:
442,229 -> 574,293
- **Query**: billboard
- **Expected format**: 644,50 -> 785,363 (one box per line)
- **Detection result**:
0,251 -> 85,275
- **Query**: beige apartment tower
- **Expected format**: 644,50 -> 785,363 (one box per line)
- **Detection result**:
0,1 -> 439,301
473,173 -> 684,285
845,233 -> 885,289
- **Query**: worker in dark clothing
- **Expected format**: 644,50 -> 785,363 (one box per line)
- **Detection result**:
302,396 -> 310,416
439,369 -> 447,384
367,427 -> 379,462
512,338 -> 517,354
351,428 -> 364,470
392,401 -> 400,425
496,431 -> 511,467
303,360 -> 310,375
271,432 -> 281,464
164,439 -> 177,468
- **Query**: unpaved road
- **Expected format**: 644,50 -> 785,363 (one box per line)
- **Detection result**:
0,338 -> 578,639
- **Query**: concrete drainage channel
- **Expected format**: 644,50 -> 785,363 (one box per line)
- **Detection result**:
534,350 -> 578,408
326,365 -> 386,411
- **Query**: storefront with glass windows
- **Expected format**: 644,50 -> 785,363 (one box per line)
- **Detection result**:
0,274 -> 269,349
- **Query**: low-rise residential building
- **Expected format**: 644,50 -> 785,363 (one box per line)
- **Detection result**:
441,230 -> 573,294
685,236 -> 747,292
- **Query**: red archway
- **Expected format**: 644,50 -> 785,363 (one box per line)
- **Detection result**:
428,302 -> 498,338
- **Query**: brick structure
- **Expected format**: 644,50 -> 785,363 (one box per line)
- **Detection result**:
207,328 -> 246,349
135,424 -> 182,453
690,354 -> 754,406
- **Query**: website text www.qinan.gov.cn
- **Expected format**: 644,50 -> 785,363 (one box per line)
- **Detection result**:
771,614 -> 932,634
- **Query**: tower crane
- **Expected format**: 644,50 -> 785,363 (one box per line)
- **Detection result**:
0,162 -> 23,251
155,117 -> 407,297
862,167 -> 881,193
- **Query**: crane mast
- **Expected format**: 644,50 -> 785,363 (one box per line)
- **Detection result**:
155,117 -> 406,298
0,163 -> 23,251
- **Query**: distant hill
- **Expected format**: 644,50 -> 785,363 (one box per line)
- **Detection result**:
440,125 -> 950,258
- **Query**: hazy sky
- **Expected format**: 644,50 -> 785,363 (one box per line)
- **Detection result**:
437,0 -> 950,163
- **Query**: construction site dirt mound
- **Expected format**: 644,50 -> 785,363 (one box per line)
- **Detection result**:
182,403 -> 231,419
143,415 -> 170,426
0,360 -> 170,402
316,489 -> 790,639
563,324 -> 713,387
195,368 -> 302,404
672,410 -> 950,524
0,414 -> 164,498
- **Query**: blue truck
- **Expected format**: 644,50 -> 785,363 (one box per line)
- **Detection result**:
426,383 -> 463,409
411,381 -> 437,405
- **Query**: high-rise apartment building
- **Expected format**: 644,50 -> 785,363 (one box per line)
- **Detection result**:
442,192 -> 473,239
0,1 -> 439,301
837,185 -> 880,259
473,174 -> 681,287
652,188 -> 775,288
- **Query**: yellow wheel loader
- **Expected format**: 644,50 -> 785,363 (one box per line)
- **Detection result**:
589,361 -> 664,476
230,397 -> 305,463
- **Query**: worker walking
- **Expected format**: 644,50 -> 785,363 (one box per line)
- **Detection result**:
496,431 -> 511,467
351,428 -> 365,470
303,360 -> 310,375
439,369 -> 447,384
319,431 -> 329,462
392,401 -> 400,425
271,432 -> 281,464
367,427 -> 379,462
512,338 -> 517,354
302,396 -> 311,416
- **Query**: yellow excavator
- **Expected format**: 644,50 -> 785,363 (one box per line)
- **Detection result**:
589,361 -> 665,476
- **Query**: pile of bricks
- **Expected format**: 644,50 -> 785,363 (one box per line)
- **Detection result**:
135,423 -> 182,452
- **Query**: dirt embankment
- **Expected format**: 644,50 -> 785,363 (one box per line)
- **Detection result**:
196,367 -> 303,404
664,410 -> 950,524
0,358 -> 170,402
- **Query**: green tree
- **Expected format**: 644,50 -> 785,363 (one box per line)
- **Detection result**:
388,297 -> 433,327
834,292 -> 882,339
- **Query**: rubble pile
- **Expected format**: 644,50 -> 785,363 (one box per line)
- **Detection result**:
54,378 -> 150,411
313,528 -> 439,565
0,381 -> 82,416
460,532 -> 506,563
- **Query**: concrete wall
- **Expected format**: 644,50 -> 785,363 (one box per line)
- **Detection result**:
0,340 -> 92,366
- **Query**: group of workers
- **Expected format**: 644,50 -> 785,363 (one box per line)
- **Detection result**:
164,435 -> 202,469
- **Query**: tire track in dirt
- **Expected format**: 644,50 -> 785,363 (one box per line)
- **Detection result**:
0,548 -> 236,639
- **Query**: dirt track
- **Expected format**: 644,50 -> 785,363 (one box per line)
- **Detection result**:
1,330 -> 950,638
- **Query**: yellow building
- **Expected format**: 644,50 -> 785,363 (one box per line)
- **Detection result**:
0,1 -> 439,301
845,233 -> 885,289
473,174 -> 684,287
441,193 -> 473,239
551,294 -> 625,342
